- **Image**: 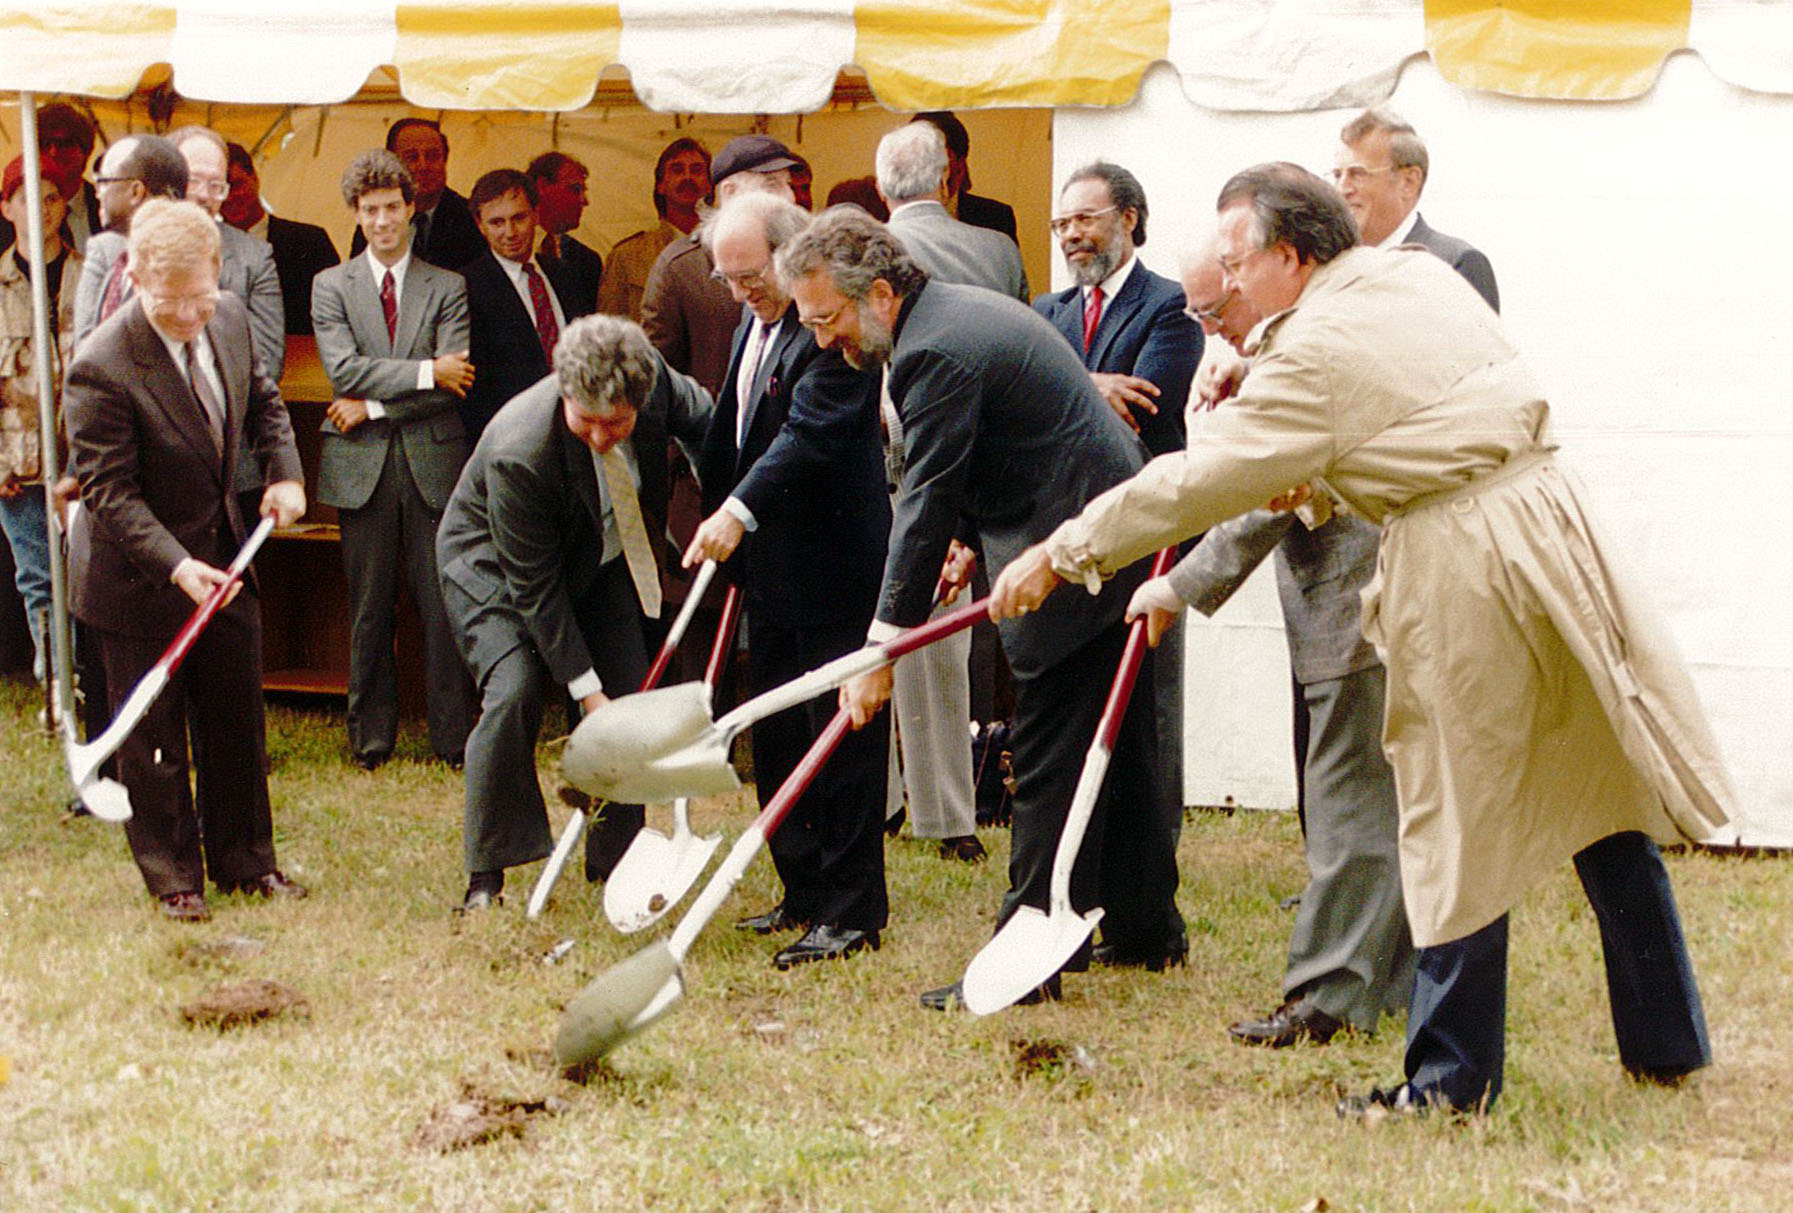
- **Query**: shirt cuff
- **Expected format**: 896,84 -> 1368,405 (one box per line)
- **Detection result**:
866,619 -> 904,645
364,400 -> 387,420
721,495 -> 758,532
1045,522 -> 1108,595
417,360 -> 435,391
568,669 -> 602,701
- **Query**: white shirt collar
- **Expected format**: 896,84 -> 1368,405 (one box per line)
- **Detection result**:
1376,209 -> 1420,250
364,245 -> 413,288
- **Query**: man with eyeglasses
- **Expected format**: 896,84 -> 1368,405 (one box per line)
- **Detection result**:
684,193 -> 891,970
1333,108 -> 1498,312
1125,234 -> 1414,1050
74,134 -> 189,347
64,198 -> 307,922
778,207 -> 1181,1009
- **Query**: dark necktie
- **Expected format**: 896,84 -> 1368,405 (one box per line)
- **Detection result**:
539,233 -> 561,265
412,210 -> 432,258
1082,284 -> 1105,353
379,269 -> 398,344
99,257 -> 129,322
185,340 -> 224,455
521,261 -> 560,361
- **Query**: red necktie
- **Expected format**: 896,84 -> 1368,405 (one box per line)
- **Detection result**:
522,262 -> 560,361
379,270 -> 397,344
185,341 -> 224,456
99,257 -> 129,322
1082,284 -> 1104,353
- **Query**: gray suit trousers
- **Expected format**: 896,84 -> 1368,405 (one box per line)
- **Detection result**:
1283,662 -> 1415,1027
887,608 -> 977,839
338,437 -> 473,762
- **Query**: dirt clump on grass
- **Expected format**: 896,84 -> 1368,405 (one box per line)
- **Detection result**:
179,979 -> 308,1030
414,1083 -> 570,1152
1009,1036 -> 1099,1083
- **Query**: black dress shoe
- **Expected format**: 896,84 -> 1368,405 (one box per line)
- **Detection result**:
937,835 -> 988,863
1229,998 -> 1346,1047
884,806 -> 906,838
735,903 -> 805,934
1336,1083 -> 1455,1120
158,891 -> 211,922
773,925 -> 879,969
919,974 -> 1061,1011
1091,935 -> 1188,972
350,751 -> 390,772
225,871 -> 309,899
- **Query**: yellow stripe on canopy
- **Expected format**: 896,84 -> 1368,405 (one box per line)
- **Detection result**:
1428,0 -> 1691,100
395,1 -> 622,111
0,2 -> 174,99
857,0 -> 1170,110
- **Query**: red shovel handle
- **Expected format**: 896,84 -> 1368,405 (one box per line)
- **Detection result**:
1094,548 -> 1177,750
161,516 -> 274,679
752,708 -> 854,841
704,585 -> 744,691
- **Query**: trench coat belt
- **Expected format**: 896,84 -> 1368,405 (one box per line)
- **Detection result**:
1386,446 -> 1558,521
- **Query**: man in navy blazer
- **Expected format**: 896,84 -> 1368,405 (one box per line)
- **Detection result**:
685,194 -> 892,970
780,208 -> 1184,1007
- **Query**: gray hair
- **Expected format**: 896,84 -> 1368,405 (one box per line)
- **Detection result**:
1340,107 -> 1429,186
773,205 -> 928,303
554,315 -> 660,418
699,192 -> 811,258
875,123 -> 948,204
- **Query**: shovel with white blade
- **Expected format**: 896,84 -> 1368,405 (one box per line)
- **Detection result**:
527,561 -> 729,920
556,706 -> 856,1064
600,579 -> 744,933
562,594 -> 992,806
959,548 -> 1175,1015
60,516 -> 275,823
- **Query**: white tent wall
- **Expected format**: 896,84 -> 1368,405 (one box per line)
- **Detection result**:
1052,55 -> 1793,845
0,97 -> 1056,292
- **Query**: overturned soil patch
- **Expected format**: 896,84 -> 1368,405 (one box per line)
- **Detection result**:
179,979 -> 308,1030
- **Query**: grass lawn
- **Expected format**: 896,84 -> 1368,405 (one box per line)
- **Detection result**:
1,678 -> 1789,1210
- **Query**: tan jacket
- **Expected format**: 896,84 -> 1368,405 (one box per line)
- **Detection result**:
0,244 -> 80,485
596,220 -> 679,322
1045,246 -> 1735,946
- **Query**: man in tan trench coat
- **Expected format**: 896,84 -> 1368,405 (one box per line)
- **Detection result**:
992,163 -> 1735,1116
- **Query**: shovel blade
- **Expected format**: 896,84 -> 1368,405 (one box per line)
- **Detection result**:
555,941 -> 685,1066
603,825 -> 723,934
562,682 -> 741,802
79,777 -> 133,823
961,904 -> 1104,1016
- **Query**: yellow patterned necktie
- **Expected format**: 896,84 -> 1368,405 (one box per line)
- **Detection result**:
599,446 -> 663,620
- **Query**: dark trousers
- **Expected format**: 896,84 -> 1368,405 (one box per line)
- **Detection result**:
750,614 -> 890,931
96,597 -> 278,897
454,558 -> 648,881
339,440 -> 473,763
1404,830 -> 1710,1111
1002,620 -> 1183,967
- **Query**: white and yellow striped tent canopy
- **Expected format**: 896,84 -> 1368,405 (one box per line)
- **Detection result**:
4,0 -> 1793,113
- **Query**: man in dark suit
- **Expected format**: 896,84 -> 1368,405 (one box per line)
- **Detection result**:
348,119 -> 484,272
437,314 -> 712,910
1332,108 -> 1499,311
311,149 -> 475,770
222,142 -> 340,336
461,169 -> 576,441
526,152 -> 602,320
683,194 -> 891,969
1035,161 -> 1202,970
778,208 -> 1183,1007
912,113 -> 1018,243
63,199 -> 307,921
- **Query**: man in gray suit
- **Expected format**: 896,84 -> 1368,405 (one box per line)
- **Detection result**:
438,315 -> 712,911
871,121 -> 1022,864
168,125 -> 288,523
877,122 -> 1026,302
74,135 -> 190,346
311,150 -> 476,770
779,208 -> 1183,1008
1131,238 -> 1413,1046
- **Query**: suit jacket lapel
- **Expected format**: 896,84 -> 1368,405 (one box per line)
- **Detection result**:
558,406 -> 605,527
737,308 -> 794,456
208,311 -> 247,484
393,260 -> 430,358
343,257 -> 390,358
1087,266 -> 1146,367
127,305 -> 222,477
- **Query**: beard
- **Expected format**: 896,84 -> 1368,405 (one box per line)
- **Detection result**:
843,300 -> 894,370
1067,239 -> 1122,288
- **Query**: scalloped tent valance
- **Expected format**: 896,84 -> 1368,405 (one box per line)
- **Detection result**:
2,0 -> 1790,113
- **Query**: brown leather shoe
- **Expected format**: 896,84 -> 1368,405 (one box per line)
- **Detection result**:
158,891 -> 211,922
226,871 -> 309,899
1228,998 -> 1345,1047
938,835 -> 988,863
